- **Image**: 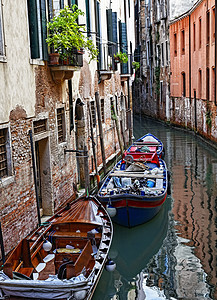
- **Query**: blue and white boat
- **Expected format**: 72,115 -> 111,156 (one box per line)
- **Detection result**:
97,137 -> 170,228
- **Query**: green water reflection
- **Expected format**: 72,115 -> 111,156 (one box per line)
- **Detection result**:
93,115 -> 217,299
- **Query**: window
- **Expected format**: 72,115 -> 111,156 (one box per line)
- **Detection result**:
199,69 -> 202,99
0,128 -> 12,179
181,29 -> 185,55
199,18 -> 202,48
33,119 -> 47,134
174,33 -> 177,56
85,0 -> 91,37
206,68 -> 210,100
212,8 -> 215,43
0,0 -> 5,56
160,81 -> 163,105
182,72 -> 186,97
90,101 -> 96,127
100,99 -> 105,123
161,43 -> 164,66
166,41 -> 168,65
27,0 -> 48,60
207,11 -> 210,44
57,108 -> 65,143
193,23 -> 196,51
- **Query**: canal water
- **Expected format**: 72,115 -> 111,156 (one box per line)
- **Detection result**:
93,114 -> 217,299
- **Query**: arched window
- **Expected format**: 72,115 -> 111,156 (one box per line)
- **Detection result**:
198,69 -> 202,99
182,72 -> 186,97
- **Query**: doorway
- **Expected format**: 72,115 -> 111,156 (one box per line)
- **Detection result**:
35,138 -> 53,216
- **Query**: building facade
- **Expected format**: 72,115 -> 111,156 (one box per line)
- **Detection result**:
169,0 -> 217,143
133,0 -> 170,120
0,0 -> 135,256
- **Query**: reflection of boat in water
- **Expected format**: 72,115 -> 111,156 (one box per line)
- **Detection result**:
93,196 -> 171,299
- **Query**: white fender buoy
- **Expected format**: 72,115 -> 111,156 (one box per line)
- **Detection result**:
106,204 -> 117,218
42,240 -> 52,252
74,290 -> 87,300
105,258 -> 116,272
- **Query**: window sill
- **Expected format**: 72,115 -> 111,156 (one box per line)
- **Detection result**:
0,175 -> 15,187
30,59 -> 45,66
0,55 -> 7,63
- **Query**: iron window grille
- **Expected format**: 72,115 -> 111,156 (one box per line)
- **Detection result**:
33,119 -> 47,134
57,108 -> 65,143
0,128 -> 8,178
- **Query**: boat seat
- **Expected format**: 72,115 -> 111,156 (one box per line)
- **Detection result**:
18,267 -> 34,278
52,231 -> 101,239
66,240 -> 93,279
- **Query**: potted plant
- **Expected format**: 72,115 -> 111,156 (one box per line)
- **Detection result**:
46,5 -> 98,65
114,52 -> 128,63
132,61 -> 140,71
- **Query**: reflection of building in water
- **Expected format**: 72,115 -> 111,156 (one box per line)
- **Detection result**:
170,135 -> 217,298
144,211 -> 211,299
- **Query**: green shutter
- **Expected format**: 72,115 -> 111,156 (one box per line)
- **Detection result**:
70,0 -> 77,6
27,0 -> 40,59
47,0 -> 53,21
85,0 -> 90,36
40,0 -> 48,60
112,12 -> 118,54
60,0 -> 64,9
106,9 -> 113,56
119,22 -> 128,74
95,1 -> 102,69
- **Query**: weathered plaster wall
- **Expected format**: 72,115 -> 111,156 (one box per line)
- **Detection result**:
0,0 -> 36,123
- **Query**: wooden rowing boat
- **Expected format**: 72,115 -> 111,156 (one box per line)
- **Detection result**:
126,133 -> 165,159
0,195 -> 113,299
97,135 -> 170,228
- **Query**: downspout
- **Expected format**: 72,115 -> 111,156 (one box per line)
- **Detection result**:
215,0 -> 217,105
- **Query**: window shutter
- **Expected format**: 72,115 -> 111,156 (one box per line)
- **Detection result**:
70,0 -> 77,6
112,12 -> 118,54
95,1 -> 102,69
106,9 -> 113,56
40,0 -> 48,60
47,0 -> 53,21
85,0 -> 90,36
60,0 -> 64,9
119,22 -> 128,74
27,0 -> 40,59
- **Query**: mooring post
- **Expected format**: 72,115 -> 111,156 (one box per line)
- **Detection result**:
95,92 -> 107,175
29,130 -> 41,227
0,222 -> 5,264
88,102 -> 100,187
83,145 -> 90,194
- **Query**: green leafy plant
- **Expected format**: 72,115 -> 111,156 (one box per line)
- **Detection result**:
132,61 -> 140,71
206,107 -> 212,129
46,5 -> 98,62
114,52 -> 128,63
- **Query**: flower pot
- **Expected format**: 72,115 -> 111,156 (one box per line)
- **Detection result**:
49,53 -> 60,65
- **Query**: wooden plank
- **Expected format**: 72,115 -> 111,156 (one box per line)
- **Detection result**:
109,171 -> 164,179
52,231 -> 101,239
133,142 -> 160,146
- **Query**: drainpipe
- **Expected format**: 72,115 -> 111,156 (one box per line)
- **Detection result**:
215,0 -> 217,105
0,222 -> 5,264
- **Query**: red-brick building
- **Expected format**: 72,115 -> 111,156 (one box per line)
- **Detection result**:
170,0 -> 217,140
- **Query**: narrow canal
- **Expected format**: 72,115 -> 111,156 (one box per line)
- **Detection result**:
93,114 -> 217,299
